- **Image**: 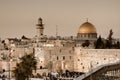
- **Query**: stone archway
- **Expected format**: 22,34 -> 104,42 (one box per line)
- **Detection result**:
64,61 -> 73,71
55,61 -> 73,72
55,61 -> 62,72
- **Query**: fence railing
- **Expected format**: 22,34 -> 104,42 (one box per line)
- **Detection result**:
75,61 -> 120,80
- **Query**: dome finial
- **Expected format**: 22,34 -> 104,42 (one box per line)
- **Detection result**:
86,18 -> 88,22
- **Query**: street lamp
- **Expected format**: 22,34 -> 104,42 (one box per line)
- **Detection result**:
8,60 -> 10,80
8,59 -> 12,80
90,61 -> 93,71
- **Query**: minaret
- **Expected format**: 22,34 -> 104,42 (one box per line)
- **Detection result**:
36,18 -> 44,37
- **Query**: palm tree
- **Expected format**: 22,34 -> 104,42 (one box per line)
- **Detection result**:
13,63 -> 26,80
13,53 -> 37,80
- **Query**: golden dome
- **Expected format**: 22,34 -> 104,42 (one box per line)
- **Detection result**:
78,22 -> 97,34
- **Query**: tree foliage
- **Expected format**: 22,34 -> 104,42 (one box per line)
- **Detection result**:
95,36 -> 104,49
82,40 -> 90,47
105,29 -> 113,48
13,53 -> 37,80
94,29 -> 120,49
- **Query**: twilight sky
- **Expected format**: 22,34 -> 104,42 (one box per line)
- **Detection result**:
0,0 -> 120,39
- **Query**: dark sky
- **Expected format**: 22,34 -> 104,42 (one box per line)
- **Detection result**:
0,0 -> 120,39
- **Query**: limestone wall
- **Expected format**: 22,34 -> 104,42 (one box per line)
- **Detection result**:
11,47 -> 33,58
34,46 -> 74,72
1,46 -> 120,75
74,47 -> 120,72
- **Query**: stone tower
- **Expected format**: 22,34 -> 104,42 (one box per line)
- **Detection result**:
36,18 -> 44,37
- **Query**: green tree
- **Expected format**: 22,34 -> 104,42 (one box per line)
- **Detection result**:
95,36 -> 104,49
13,53 -> 37,80
82,40 -> 90,47
105,29 -> 113,48
116,41 -> 120,49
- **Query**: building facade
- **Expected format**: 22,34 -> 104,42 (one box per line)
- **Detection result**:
0,18 -> 120,78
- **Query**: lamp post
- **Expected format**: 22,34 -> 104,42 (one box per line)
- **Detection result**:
90,61 -> 93,71
8,60 -> 10,80
7,57 -> 12,80
90,61 -> 93,80
49,50 -> 52,72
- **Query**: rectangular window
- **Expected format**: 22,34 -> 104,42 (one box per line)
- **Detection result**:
70,56 -> 72,60
59,49 -> 61,53
63,56 -> 65,60
57,56 -> 59,60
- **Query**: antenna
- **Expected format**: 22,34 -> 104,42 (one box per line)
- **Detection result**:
56,25 -> 58,37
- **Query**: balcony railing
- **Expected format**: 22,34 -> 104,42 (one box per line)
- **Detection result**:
75,61 -> 120,80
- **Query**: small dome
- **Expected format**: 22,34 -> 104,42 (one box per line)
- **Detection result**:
78,22 -> 97,34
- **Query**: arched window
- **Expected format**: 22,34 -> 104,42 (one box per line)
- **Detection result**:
82,66 -> 84,69
84,34 -> 86,37
57,56 -> 59,60
70,56 -> 72,60
63,56 -> 65,60
81,34 -> 83,38
59,49 -> 61,53
88,34 -> 90,38
40,66 -> 42,69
